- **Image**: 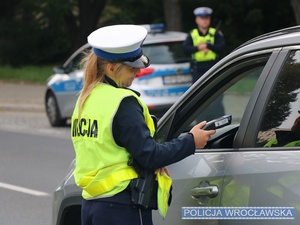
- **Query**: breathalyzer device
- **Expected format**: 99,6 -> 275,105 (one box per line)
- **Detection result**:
202,115 -> 232,130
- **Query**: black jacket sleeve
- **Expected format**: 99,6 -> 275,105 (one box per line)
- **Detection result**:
207,30 -> 225,55
182,34 -> 198,56
112,96 -> 195,170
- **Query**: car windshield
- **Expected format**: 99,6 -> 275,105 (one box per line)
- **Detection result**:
142,42 -> 190,64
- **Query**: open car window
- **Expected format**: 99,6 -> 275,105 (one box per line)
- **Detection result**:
155,53 -> 273,149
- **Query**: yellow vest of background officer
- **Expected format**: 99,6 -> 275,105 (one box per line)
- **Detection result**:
191,27 -> 217,61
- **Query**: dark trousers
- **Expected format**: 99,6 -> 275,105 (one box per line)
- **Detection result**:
190,60 -> 217,83
81,199 -> 153,225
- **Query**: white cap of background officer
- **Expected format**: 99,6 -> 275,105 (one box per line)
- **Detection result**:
87,24 -> 150,68
193,7 -> 213,17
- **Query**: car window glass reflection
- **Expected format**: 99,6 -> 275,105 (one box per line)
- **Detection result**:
190,66 -> 263,128
142,42 -> 190,64
66,52 -> 85,73
257,50 -> 300,147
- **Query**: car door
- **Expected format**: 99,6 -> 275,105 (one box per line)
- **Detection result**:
220,48 -> 300,225
152,47 -> 281,224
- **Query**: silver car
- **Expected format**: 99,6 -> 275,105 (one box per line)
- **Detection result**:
52,26 -> 300,225
45,24 -> 192,127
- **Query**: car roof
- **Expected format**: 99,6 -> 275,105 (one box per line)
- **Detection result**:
74,30 -> 187,51
231,25 -> 300,56
144,31 -> 187,44
63,30 -> 187,67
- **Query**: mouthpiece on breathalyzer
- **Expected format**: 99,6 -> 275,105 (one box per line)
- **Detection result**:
202,115 -> 232,130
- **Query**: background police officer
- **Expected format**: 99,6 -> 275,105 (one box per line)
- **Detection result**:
183,6 -> 225,83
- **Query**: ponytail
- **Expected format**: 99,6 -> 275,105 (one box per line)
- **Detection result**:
77,50 -> 106,117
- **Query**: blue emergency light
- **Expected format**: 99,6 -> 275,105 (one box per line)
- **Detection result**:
140,23 -> 165,33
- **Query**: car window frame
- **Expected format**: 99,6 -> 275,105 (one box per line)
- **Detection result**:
155,48 -> 285,152
241,47 -> 297,148
242,47 -> 300,150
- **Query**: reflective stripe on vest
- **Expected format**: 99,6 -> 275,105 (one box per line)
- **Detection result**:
71,83 -> 155,199
191,27 -> 217,62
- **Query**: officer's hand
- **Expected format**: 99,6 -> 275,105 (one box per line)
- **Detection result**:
197,43 -> 207,51
189,121 -> 216,149
155,167 -> 170,176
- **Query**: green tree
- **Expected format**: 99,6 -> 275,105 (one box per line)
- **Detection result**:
291,0 -> 300,24
0,0 -> 107,66
62,0 -> 107,52
163,0 -> 182,31
0,0 -> 299,66
0,0 -> 70,66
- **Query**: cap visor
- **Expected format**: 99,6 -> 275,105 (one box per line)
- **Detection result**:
122,54 -> 150,68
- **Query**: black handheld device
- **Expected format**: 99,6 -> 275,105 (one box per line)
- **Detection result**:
202,115 -> 232,130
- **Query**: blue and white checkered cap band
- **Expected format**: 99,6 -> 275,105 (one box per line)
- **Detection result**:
87,24 -> 150,68
93,47 -> 142,62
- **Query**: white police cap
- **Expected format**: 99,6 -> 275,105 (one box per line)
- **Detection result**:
87,24 -> 150,68
193,7 -> 213,17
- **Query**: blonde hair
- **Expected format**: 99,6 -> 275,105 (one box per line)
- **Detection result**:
77,49 -> 124,117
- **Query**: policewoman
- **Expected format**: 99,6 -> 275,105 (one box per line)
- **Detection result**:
71,24 -> 216,225
183,7 -> 225,83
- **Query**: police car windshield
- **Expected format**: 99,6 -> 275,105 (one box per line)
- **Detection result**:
142,42 -> 190,64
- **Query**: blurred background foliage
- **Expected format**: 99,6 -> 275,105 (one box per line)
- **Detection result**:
0,0 -> 298,67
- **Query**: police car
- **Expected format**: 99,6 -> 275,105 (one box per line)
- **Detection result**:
45,24 -> 192,127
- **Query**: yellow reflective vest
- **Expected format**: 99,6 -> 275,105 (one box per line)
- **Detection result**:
71,83 -> 172,216
191,27 -> 217,62
71,83 -> 156,199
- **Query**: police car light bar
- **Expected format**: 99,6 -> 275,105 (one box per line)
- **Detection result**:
136,68 -> 154,78
140,24 -> 165,33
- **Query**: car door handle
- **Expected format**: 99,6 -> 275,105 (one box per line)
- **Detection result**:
191,180 -> 218,199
